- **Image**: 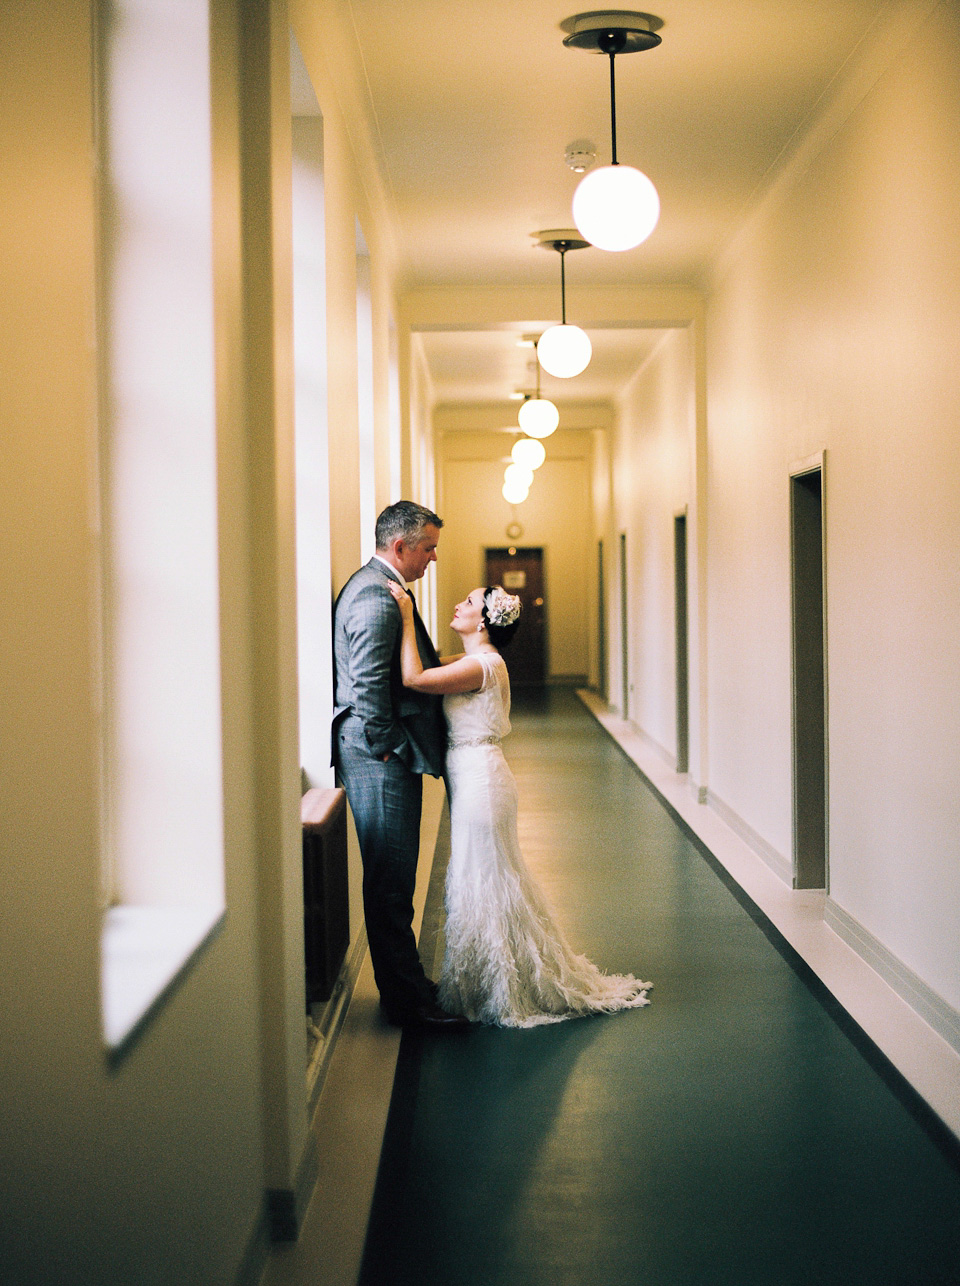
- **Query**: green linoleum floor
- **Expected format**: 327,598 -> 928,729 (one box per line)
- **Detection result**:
360,688 -> 960,1286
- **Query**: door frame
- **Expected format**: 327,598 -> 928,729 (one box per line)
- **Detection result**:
789,449 -> 829,891
483,545 -> 547,684
674,509 -> 689,775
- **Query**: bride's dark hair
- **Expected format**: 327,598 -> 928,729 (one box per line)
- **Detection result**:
482,586 -> 522,649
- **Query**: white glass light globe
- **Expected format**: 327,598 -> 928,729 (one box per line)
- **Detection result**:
573,164 -> 660,252
512,437 -> 546,471
517,396 -> 559,439
504,462 -> 534,491
537,324 -> 592,378
502,478 -> 529,504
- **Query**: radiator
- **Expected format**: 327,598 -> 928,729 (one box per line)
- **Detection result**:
301,786 -> 349,1006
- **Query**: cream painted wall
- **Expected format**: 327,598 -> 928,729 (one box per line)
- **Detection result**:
438,426 -> 599,680
705,3 -> 960,1012
0,2 -> 268,1281
292,0 -> 402,591
291,0 -> 410,946
613,329 -> 695,764
1,0 -> 414,1279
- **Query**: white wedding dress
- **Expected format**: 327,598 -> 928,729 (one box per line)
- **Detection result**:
438,651 -> 651,1028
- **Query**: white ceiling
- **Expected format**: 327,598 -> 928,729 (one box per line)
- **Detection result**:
416,326 -> 667,404
335,1 -> 890,408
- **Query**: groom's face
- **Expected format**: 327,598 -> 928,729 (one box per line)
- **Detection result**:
397,523 -> 441,582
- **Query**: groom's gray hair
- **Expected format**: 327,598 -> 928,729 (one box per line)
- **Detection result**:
375,500 -> 443,550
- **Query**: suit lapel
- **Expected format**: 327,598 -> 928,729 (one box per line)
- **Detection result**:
410,595 -> 441,668
368,558 -> 440,669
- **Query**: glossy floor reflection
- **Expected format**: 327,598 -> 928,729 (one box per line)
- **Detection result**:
360,688 -> 960,1286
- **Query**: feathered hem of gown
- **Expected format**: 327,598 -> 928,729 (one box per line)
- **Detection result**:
438,964 -> 652,1029
437,856 -> 652,1029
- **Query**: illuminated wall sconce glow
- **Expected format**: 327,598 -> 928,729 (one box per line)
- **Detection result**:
512,437 -> 546,470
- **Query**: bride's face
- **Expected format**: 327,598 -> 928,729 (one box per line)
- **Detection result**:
451,588 -> 486,636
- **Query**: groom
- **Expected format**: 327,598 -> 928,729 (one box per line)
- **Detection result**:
332,501 -> 468,1030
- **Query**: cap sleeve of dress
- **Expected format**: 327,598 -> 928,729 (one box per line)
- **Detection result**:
476,651 -> 505,692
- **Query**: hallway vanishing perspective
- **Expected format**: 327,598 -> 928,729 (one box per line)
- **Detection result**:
7,4 -> 960,1281
359,689 -> 960,1286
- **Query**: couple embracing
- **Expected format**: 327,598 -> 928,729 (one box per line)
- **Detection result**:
332,501 -> 651,1031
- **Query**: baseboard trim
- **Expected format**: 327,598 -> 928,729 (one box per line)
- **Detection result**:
265,1124 -> 322,1242
825,898 -> 960,1056
706,787 -> 793,884
234,1208 -> 271,1286
627,718 -> 677,770
577,687 -> 960,1148
307,928 -> 369,1113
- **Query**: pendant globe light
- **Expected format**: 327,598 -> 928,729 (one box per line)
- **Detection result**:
502,470 -> 530,504
518,395 -> 559,437
504,462 -> 534,493
563,12 -> 662,252
535,232 -> 592,379
512,436 -> 546,471
517,336 -> 560,438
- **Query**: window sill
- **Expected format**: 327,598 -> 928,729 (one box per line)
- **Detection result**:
101,903 -> 224,1057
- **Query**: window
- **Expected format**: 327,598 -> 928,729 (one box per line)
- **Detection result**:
292,40 -> 335,789
97,0 -> 224,1053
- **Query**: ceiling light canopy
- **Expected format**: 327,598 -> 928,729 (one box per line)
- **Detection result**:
563,11 -> 662,252
534,232 -> 592,378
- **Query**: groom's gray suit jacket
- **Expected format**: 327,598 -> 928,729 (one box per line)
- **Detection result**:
332,559 -> 446,777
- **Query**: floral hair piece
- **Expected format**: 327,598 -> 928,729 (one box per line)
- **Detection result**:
484,586 -> 521,627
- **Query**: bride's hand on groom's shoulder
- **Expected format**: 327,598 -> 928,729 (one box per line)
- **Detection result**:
385,578 -> 413,620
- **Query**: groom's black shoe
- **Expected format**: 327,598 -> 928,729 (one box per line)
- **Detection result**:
381,1000 -> 470,1031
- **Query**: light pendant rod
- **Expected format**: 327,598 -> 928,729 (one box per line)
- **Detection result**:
552,237 -> 581,323
609,50 -> 618,164
598,29 -> 630,165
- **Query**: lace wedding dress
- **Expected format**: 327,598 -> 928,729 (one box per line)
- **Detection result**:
438,651 -> 651,1028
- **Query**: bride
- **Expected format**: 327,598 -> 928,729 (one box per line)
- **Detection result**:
387,579 -> 651,1028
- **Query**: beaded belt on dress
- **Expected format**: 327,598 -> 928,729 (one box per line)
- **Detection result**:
447,735 -> 501,749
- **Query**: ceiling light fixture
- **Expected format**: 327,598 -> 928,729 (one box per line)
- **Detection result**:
534,231 -> 592,379
563,11 -> 662,252
518,336 -> 560,437
504,462 -> 534,491
512,437 -> 547,471
502,466 -> 531,504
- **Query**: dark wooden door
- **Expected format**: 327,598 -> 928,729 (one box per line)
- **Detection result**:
484,547 -> 545,684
